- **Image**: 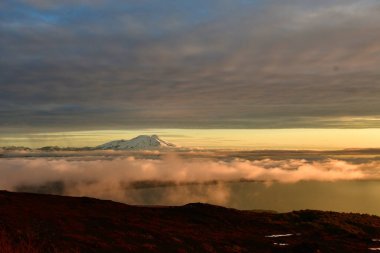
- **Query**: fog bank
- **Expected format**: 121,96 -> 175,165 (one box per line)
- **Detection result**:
1,155 -> 379,205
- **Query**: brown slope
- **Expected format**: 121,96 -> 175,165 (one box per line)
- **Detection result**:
0,191 -> 380,252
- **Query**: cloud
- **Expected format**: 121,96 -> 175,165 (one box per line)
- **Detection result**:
20,0 -> 106,9
1,0 -> 380,130
1,155 -> 379,205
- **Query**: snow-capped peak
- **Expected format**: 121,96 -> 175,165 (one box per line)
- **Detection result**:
96,135 -> 176,150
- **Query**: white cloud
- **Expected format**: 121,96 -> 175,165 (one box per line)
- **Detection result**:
0,155 -> 378,205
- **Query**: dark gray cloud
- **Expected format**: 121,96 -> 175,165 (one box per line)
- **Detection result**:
1,0 -> 380,131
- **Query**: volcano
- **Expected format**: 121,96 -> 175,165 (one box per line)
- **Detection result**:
96,135 -> 176,150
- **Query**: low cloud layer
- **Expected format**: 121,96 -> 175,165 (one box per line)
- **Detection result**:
1,155 -> 379,205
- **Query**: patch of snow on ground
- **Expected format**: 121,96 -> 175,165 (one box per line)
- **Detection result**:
273,242 -> 289,246
265,234 -> 293,238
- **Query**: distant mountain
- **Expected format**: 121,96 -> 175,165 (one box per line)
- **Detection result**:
38,146 -> 63,151
0,146 -> 32,151
36,146 -> 95,151
96,135 -> 176,150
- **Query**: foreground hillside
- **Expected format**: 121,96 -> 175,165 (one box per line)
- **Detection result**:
0,191 -> 380,252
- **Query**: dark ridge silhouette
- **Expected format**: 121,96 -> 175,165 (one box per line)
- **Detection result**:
0,191 -> 380,252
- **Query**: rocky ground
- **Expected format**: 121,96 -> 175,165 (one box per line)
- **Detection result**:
0,191 -> 380,252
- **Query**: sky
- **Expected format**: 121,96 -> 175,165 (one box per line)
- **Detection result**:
1,0 -> 380,148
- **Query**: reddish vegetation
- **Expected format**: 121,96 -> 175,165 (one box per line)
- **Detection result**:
0,191 -> 380,252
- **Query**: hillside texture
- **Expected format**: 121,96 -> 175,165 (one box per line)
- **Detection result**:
0,191 -> 380,252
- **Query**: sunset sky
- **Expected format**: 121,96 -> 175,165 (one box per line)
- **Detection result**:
1,0 -> 380,148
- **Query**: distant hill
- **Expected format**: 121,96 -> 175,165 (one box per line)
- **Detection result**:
96,135 -> 176,150
1,191 -> 380,252
0,146 -> 32,151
